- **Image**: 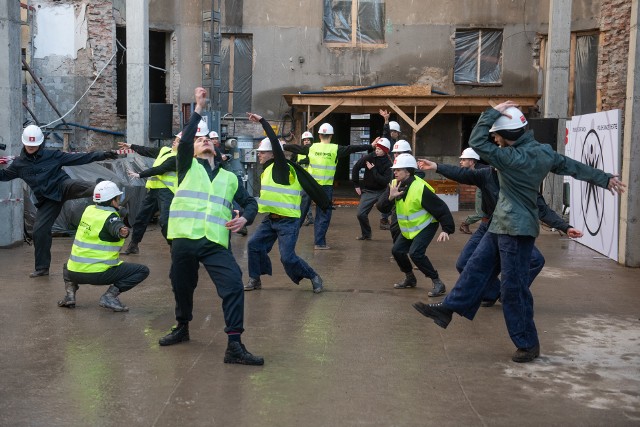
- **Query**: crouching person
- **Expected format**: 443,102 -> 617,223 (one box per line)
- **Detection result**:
58,181 -> 149,311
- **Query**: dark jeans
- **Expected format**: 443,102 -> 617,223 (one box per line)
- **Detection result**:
248,216 -> 317,283
356,189 -> 384,238
64,262 -> 149,292
313,185 -> 333,246
130,188 -> 174,244
299,190 -> 312,228
456,221 -> 546,302
444,232 -> 539,350
391,221 -> 440,279
170,237 -> 244,334
389,209 -> 401,243
33,180 -> 94,270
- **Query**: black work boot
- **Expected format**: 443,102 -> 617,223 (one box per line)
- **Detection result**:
159,323 -> 190,346
99,285 -> 129,312
512,345 -> 540,363
379,218 -> 391,230
58,281 -> 79,308
244,277 -> 262,291
122,241 -> 139,255
224,341 -> 264,365
412,301 -> 453,329
311,275 -> 323,293
29,268 -> 49,278
428,278 -> 446,297
394,271 -> 417,289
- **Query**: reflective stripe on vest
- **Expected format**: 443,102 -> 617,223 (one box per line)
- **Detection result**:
67,205 -> 124,273
146,147 -> 178,193
308,143 -> 338,185
257,163 -> 303,218
395,177 -> 438,239
167,159 -> 237,248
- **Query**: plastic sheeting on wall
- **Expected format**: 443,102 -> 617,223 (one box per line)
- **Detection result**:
323,0 -> 385,44
454,29 -> 502,85
220,36 -> 253,116
574,34 -> 598,115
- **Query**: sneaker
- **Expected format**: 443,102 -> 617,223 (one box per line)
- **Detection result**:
311,275 -> 323,293
303,214 -> 314,226
355,236 -> 371,241
428,278 -> 446,297
512,345 -> 540,363
224,341 -> 264,365
159,323 -> 190,346
412,301 -> 453,329
394,272 -> 417,289
379,219 -> 391,230
29,268 -> 49,278
244,278 -> 262,291
314,245 -> 331,250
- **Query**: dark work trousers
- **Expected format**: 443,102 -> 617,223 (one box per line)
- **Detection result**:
391,221 -> 440,279
248,216 -> 317,284
389,209 -> 402,243
64,262 -> 149,292
130,188 -> 174,244
33,179 -> 94,271
170,237 -> 245,334
356,189 -> 384,239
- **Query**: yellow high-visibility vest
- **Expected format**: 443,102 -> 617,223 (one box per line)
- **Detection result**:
308,143 -> 338,185
257,163 -> 302,218
394,177 -> 438,239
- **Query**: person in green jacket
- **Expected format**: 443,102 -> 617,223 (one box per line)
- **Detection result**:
412,101 -> 626,363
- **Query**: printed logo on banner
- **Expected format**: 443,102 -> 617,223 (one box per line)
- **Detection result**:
567,110 -> 620,261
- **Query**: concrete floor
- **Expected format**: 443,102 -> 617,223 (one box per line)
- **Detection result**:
1,207 -> 639,427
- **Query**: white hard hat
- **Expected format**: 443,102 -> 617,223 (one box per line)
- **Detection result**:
392,139 -> 411,153
375,137 -> 391,151
489,107 -> 528,132
174,131 -> 183,139
301,131 -> 313,140
391,153 -> 418,169
460,147 -> 480,160
318,123 -> 334,135
209,131 -> 219,139
22,125 -> 44,146
93,181 -> 123,203
389,121 -> 401,132
256,137 -> 283,152
195,120 -> 210,137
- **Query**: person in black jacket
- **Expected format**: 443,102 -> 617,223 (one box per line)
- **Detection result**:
0,125 -> 118,277
376,154 -> 455,297
352,137 -> 392,240
417,157 -> 583,306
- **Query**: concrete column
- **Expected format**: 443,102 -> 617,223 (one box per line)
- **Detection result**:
621,0 -> 640,267
542,0 -> 573,212
0,1 -> 24,248
126,1 -> 149,145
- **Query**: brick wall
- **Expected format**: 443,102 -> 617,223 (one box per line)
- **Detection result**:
85,1 -> 125,149
458,184 -> 476,210
598,0 -> 632,113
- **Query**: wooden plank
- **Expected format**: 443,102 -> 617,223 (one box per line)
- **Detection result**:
415,100 -> 448,131
307,98 -> 345,129
321,85 -> 433,97
385,99 -> 418,131
351,0 -> 357,47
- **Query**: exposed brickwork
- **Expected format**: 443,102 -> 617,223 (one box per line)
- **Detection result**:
85,1 -> 125,150
598,0 -> 632,113
458,184 -> 477,210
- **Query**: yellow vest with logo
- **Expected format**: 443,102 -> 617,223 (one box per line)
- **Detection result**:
67,205 -> 124,273
146,146 -> 178,193
258,163 -> 303,218
167,159 -> 237,248
394,177 -> 438,239
308,143 -> 339,185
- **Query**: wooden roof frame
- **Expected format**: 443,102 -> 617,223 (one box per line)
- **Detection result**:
283,87 -> 541,152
